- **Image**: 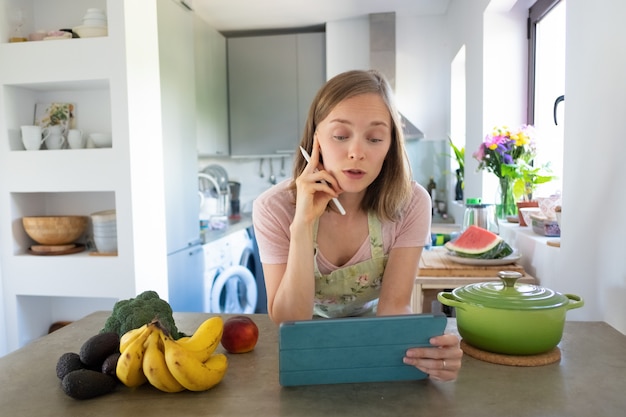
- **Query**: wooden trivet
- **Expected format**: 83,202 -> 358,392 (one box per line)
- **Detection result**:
461,340 -> 561,367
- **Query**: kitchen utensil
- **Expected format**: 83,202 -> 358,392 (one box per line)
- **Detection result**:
280,156 -> 286,176
89,132 -> 112,148
198,171 -> 229,228
22,216 -> 88,245
20,125 -> 48,150
299,147 -> 346,215
437,271 -> 583,355
90,209 -> 117,253
72,25 -> 108,38
67,129 -> 85,149
228,181 -> 241,218
269,158 -> 277,185
259,158 -> 264,178
42,125 -> 65,150
462,198 -> 499,234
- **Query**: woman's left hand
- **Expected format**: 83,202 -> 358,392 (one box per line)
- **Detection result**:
403,334 -> 463,382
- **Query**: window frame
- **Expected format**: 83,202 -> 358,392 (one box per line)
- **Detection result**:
527,0 -> 564,124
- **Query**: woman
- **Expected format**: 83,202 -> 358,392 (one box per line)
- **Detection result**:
253,70 -> 462,381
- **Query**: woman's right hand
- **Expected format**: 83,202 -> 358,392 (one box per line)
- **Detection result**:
294,136 -> 342,223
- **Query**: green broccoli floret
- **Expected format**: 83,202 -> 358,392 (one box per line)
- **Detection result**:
101,290 -> 183,339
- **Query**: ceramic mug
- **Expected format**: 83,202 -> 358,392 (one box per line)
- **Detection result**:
43,125 -> 66,150
67,129 -> 85,149
20,125 -> 48,151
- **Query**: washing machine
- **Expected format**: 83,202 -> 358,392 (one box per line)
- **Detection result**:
203,229 -> 258,314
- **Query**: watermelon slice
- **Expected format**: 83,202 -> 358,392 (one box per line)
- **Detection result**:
444,225 -> 513,259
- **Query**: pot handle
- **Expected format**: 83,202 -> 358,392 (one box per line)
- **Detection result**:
437,292 -> 466,310
565,294 -> 584,310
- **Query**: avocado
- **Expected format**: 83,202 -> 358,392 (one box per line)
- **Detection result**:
56,352 -> 86,380
101,351 -> 121,376
61,369 -> 117,400
79,332 -> 120,368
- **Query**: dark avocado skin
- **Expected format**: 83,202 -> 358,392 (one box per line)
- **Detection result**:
79,332 -> 120,368
56,352 -> 86,380
101,351 -> 121,376
61,369 -> 117,400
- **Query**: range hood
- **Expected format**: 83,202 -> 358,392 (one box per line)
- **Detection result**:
369,13 -> 425,140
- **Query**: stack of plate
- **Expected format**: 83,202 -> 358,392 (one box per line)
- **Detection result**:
91,209 -> 117,254
73,8 -> 108,38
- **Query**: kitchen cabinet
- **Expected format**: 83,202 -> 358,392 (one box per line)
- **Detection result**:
227,32 -> 325,156
0,0 -> 204,355
194,15 -> 229,157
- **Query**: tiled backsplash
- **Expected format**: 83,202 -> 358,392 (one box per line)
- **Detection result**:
198,138 -> 451,215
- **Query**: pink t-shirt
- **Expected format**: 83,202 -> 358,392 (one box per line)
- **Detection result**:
252,179 -> 432,273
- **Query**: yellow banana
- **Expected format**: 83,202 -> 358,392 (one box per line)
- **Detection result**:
162,334 -> 228,392
119,323 -> 149,352
116,324 -> 152,387
175,316 -> 223,362
142,328 -> 185,393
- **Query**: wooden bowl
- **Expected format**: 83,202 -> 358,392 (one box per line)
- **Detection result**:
22,216 -> 88,245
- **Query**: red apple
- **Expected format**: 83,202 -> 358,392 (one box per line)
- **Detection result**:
221,315 -> 259,353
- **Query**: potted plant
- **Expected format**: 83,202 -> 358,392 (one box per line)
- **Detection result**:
512,160 -> 556,225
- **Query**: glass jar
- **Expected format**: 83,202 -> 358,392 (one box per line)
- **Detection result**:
462,198 -> 499,234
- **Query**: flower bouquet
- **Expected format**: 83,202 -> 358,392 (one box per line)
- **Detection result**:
473,125 -> 554,218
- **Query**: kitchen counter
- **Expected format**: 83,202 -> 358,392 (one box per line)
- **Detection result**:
2,312 -> 625,416
201,213 -> 253,244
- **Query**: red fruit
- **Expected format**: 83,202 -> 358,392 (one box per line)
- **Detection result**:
221,316 -> 259,353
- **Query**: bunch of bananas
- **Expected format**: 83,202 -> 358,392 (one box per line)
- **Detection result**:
116,316 -> 228,392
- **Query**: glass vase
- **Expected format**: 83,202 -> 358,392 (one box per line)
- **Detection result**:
496,177 -> 517,219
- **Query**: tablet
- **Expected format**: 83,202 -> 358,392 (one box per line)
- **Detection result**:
278,313 -> 447,386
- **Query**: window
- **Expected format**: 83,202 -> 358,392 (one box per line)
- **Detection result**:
528,0 -> 565,196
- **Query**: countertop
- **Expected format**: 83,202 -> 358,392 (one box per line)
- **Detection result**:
201,213 -> 253,244
2,312 -> 625,416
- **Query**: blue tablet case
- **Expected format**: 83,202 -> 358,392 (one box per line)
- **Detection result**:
278,313 -> 447,386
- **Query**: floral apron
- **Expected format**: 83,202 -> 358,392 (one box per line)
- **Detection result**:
312,211 -> 388,318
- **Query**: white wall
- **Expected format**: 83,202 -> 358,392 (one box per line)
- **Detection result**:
558,0 -> 626,332
442,0 -> 626,333
199,0 -> 626,333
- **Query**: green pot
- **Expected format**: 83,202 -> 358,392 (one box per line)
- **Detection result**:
437,271 -> 584,355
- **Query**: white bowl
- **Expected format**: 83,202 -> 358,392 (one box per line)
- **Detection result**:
91,209 -> 116,222
82,18 -> 107,27
73,25 -> 108,38
85,8 -> 106,15
519,207 -> 542,228
88,132 -> 112,148
92,224 -> 117,234
83,9 -> 107,20
94,235 -> 117,253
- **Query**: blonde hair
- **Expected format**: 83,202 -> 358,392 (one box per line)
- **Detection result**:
292,69 -> 413,221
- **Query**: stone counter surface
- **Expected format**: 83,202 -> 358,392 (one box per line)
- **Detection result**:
1,312 -> 625,416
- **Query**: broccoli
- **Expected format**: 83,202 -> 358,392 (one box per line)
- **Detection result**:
101,290 -> 183,339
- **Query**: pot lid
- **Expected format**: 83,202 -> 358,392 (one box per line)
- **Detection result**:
451,271 -> 570,310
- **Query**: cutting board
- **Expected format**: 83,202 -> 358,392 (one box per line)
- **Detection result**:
419,249 -> 525,277
279,314 -> 447,386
